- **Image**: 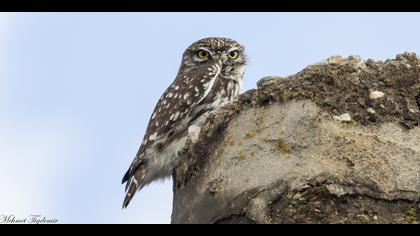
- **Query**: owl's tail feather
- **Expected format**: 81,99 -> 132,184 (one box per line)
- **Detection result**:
122,185 -> 136,209
122,169 -> 130,186
122,167 -> 146,209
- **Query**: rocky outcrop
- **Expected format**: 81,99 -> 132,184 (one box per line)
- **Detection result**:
172,53 -> 420,224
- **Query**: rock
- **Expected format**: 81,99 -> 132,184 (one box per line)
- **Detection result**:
367,108 -> 376,114
333,113 -> 352,122
369,90 -> 385,100
172,53 -> 420,224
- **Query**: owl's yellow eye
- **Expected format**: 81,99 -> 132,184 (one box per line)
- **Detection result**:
228,51 -> 239,59
197,50 -> 209,59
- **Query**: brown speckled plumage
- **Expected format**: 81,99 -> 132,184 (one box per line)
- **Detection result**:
122,37 -> 247,208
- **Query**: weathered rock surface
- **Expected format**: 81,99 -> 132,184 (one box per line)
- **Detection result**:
172,53 -> 420,224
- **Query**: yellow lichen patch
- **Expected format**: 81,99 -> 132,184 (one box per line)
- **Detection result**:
282,90 -> 295,101
285,191 -> 294,199
231,151 -> 247,162
263,133 -> 272,141
245,131 -> 254,139
224,137 -> 236,146
238,140 -> 244,146
238,151 -> 246,160
276,139 -> 293,154
406,204 -> 418,224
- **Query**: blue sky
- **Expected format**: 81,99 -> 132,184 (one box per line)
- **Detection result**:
0,13 -> 419,224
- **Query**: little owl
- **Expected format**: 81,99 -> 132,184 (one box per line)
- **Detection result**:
122,37 -> 247,208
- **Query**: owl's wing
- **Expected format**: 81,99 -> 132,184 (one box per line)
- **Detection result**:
122,62 -> 221,208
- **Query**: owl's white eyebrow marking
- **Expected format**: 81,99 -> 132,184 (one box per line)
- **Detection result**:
197,47 -> 213,55
226,47 -> 240,54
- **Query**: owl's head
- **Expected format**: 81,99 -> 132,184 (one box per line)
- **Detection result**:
181,37 -> 247,79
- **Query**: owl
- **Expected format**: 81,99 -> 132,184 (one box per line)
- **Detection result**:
122,37 -> 247,208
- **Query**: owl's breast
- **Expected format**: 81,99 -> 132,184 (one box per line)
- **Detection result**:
204,77 -> 240,108
183,76 -> 240,128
